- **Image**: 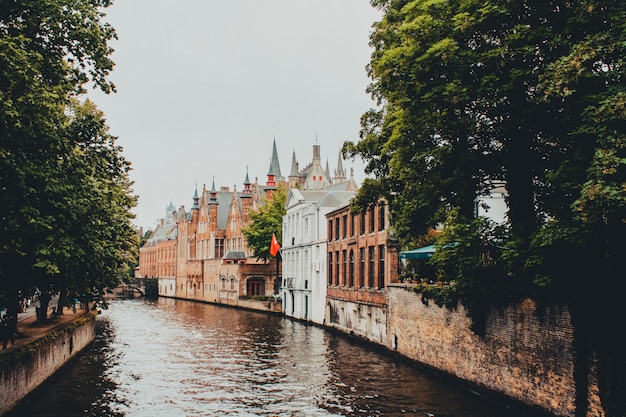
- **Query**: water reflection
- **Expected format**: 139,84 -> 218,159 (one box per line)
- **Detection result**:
7,298 -> 536,417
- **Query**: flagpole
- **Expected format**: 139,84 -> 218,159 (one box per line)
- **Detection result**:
270,233 -> 281,294
275,249 -> 280,295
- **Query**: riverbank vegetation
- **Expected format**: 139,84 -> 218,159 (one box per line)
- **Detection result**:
0,2 -> 137,325
345,2 -> 625,415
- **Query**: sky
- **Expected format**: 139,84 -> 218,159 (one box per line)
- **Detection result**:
89,1 -> 382,231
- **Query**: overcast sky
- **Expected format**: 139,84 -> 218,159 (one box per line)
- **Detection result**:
89,1 -> 382,231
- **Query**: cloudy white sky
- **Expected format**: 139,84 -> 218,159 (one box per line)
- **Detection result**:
89,1 -> 382,231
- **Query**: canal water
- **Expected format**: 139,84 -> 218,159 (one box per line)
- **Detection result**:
7,298 -> 539,417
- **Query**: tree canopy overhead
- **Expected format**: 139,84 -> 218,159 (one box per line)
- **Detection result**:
347,0 -> 625,292
1,0 -> 137,317
346,1 -> 625,414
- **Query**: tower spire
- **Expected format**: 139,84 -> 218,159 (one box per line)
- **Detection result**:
266,138 -> 281,188
268,139 -> 281,177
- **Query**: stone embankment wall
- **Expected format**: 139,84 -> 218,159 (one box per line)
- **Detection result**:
0,314 -> 96,415
237,298 -> 282,314
385,285 -> 602,417
325,298 -> 387,346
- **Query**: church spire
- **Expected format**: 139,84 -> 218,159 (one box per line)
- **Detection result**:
267,138 -> 282,178
266,138 -> 281,188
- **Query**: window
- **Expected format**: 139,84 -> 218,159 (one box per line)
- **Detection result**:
328,252 -> 333,285
335,251 -> 340,286
335,217 -> 340,240
215,239 -> 224,259
368,246 -> 375,288
349,250 -> 354,288
360,213 -> 365,235
369,206 -> 375,233
342,215 -> 347,238
342,250 -> 347,286
248,279 -> 264,296
328,219 -> 333,241
378,245 -> 385,288
359,248 -> 365,288
378,205 -> 385,231
296,213 -> 300,237
350,213 -> 355,236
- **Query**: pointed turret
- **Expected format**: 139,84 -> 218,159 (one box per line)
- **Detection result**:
208,177 -> 218,204
242,166 -> 252,197
334,150 -> 346,183
289,149 -> 299,177
288,149 -> 300,188
266,139 -> 281,189
325,159 -> 331,183
191,185 -> 200,210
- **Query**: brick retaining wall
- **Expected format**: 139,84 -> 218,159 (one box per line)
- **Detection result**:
386,285 -> 602,417
0,313 -> 96,415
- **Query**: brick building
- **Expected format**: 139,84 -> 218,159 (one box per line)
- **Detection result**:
325,200 -> 399,344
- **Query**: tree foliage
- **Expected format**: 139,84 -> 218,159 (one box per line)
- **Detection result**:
242,185 -> 287,262
347,1 -> 626,414
0,0 -> 137,319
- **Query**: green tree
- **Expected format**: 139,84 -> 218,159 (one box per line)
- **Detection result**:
242,185 -> 287,262
51,99 -> 138,313
347,1 -> 626,414
0,0 -> 135,324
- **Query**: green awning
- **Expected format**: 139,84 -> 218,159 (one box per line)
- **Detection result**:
399,244 -> 436,260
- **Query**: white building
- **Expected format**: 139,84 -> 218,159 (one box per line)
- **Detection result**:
475,181 -> 508,225
281,188 -> 356,324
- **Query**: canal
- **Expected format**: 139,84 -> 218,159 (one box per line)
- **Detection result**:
7,298 -> 538,417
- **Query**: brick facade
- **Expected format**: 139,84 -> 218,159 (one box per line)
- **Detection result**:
325,201 -> 398,344
138,166 -> 282,307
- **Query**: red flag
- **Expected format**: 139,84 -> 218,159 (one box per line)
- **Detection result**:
269,233 -> 281,257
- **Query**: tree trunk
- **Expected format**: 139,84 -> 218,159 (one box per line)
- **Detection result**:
6,289 -> 19,340
38,292 -> 51,323
57,290 -> 66,316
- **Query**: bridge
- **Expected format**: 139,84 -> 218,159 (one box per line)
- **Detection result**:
121,284 -> 144,296
116,278 -> 148,297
